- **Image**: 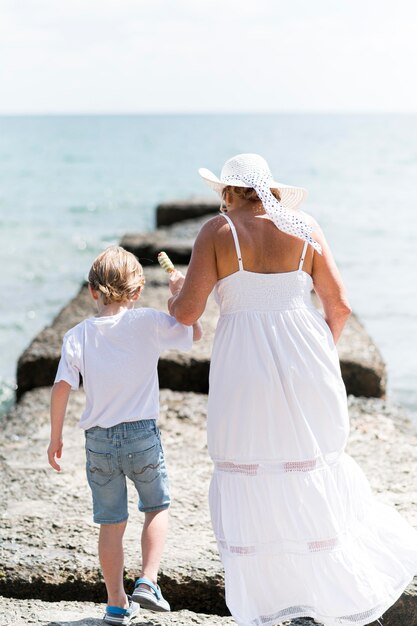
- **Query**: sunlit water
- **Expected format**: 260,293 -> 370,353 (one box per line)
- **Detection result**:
1,114 -> 416,419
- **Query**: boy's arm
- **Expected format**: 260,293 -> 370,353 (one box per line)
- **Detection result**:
48,380 -> 72,472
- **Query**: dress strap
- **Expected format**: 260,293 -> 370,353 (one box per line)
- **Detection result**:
298,241 -> 309,271
221,214 -> 244,271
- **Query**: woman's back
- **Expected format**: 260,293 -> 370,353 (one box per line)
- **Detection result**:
213,209 -> 314,280
214,213 -> 314,315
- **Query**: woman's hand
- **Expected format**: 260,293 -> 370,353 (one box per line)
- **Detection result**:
168,271 -> 185,316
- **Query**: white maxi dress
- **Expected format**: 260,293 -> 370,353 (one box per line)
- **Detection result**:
207,214 -> 417,626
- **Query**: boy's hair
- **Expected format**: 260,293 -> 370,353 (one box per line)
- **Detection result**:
88,246 -> 145,305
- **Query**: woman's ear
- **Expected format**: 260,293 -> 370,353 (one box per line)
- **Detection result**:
132,286 -> 143,301
220,190 -> 227,214
88,284 -> 99,301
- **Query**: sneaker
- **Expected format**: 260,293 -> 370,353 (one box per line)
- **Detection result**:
103,596 -> 140,625
131,577 -> 170,612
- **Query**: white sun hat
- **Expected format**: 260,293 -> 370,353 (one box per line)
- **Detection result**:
198,153 -> 307,211
198,153 -> 322,253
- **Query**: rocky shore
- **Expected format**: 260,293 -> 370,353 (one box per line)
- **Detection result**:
1,200 -> 416,625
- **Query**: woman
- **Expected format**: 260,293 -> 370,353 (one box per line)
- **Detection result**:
168,153 -> 417,626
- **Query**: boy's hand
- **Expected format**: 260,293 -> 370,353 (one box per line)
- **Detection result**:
169,270 -> 185,295
48,439 -> 63,472
168,295 -> 176,316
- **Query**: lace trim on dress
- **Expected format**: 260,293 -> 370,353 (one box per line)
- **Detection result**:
247,602 -> 388,626
218,535 -> 345,557
218,541 -> 256,556
215,454 -> 341,476
215,461 -> 260,476
216,513 -> 374,558
307,537 -> 340,552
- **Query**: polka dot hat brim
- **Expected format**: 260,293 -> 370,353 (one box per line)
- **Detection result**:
198,167 -> 307,211
198,154 -> 321,253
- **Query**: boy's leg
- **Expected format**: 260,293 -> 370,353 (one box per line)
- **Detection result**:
125,420 -> 171,609
140,508 -> 169,584
99,521 -> 128,608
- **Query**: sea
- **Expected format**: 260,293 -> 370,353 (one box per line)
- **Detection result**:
1,114 -> 416,419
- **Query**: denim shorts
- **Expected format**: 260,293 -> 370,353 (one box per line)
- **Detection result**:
85,419 -> 170,524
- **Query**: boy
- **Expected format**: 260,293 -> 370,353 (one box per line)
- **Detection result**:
47,246 -> 202,625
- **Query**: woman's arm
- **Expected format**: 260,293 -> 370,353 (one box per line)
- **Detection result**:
169,220 -> 219,325
311,220 -> 352,343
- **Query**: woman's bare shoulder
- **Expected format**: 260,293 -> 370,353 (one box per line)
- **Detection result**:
299,210 -> 321,231
299,211 -> 326,248
196,214 -> 231,239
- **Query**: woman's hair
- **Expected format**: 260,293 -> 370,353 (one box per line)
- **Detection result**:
223,185 -> 281,203
88,246 -> 145,305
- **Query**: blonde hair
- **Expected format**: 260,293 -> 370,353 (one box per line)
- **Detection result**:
88,246 -> 145,305
223,185 -> 282,203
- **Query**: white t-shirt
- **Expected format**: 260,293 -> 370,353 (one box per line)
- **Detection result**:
54,307 -> 193,429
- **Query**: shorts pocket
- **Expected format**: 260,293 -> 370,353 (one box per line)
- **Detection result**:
86,449 -> 113,486
128,443 -> 161,484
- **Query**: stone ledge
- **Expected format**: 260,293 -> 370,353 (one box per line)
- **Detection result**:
0,597 -> 325,626
16,265 -> 386,400
121,216 -> 209,266
2,596 -> 415,626
0,597 -> 236,626
155,199 -> 219,228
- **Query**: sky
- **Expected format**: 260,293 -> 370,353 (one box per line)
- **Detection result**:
1,0 -> 417,114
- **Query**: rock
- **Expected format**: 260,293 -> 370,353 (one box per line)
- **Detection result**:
121,233 -> 194,267
346,396 -> 417,527
16,265 -> 386,400
381,592 -> 417,626
155,199 -> 219,227
313,294 -> 386,398
0,597 -> 236,626
1,390 -> 416,623
121,216 -> 210,266
338,314 -> 386,398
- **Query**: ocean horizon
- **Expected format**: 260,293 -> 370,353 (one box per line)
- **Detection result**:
1,113 -> 416,419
